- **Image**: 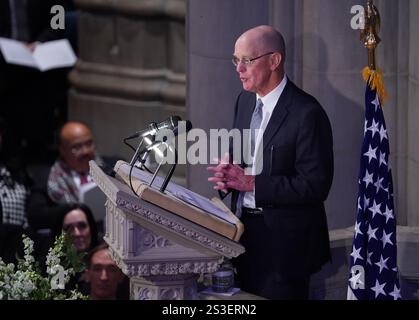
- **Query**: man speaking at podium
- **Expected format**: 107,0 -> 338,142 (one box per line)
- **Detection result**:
207,25 -> 334,300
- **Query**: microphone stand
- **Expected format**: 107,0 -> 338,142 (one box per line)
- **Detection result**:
144,141 -> 178,194
127,138 -> 146,196
159,144 -> 178,193
127,137 -> 155,196
128,134 -> 156,168
129,138 -> 144,166
127,137 -> 178,196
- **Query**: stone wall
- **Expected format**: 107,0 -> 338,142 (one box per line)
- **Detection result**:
70,0 -> 186,181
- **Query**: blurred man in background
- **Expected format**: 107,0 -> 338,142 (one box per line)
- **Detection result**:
47,121 -> 103,204
85,243 -> 128,300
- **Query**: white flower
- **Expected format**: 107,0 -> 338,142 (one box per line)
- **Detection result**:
0,234 -> 87,300
67,290 -> 86,300
24,281 -> 35,293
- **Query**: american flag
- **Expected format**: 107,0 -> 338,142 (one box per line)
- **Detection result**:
347,83 -> 402,300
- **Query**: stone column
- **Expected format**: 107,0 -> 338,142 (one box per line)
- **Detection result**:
70,0 -> 186,182
130,275 -> 198,300
407,0 -> 419,226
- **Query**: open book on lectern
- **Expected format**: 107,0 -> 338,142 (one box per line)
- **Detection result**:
113,160 -> 244,242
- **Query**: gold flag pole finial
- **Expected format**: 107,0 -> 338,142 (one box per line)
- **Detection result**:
361,0 -> 388,104
361,0 -> 381,70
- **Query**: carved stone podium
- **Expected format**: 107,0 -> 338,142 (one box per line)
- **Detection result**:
90,160 -> 245,300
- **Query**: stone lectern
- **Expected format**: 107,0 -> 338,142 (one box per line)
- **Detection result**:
90,160 -> 245,300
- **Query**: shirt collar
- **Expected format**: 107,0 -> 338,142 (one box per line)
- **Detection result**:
256,75 -> 287,113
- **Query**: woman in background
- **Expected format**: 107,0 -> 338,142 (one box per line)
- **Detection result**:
51,203 -> 100,293
52,203 -> 99,254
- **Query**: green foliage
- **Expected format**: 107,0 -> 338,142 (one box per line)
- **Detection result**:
0,234 -> 88,300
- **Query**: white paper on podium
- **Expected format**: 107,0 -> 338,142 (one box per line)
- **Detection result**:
79,182 -> 107,222
128,167 -> 237,225
0,37 -> 77,71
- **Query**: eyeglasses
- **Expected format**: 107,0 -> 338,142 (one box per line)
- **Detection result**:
232,52 -> 274,67
70,139 -> 94,156
63,221 -> 88,233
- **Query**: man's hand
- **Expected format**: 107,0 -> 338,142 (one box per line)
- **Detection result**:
207,154 -> 255,193
207,153 -> 230,193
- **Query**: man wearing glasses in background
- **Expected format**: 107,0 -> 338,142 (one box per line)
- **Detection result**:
207,25 -> 334,299
47,121 -> 103,204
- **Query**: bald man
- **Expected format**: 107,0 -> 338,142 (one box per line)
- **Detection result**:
207,26 -> 334,299
47,121 -> 102,204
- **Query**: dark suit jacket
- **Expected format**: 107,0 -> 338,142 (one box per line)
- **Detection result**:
231,79 -> 334,275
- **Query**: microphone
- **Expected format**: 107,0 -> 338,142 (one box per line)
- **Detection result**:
125,116 -> 182,140
127,118 -> 192,167
157,119 -> 193,143
168,120 -> 193,140
152,120 -> 192,164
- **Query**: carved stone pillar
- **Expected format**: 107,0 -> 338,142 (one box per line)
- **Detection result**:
130,274 -> 199,300
90,161 -> 244,300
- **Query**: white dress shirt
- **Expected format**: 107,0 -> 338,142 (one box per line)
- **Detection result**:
242,76 -> 288,209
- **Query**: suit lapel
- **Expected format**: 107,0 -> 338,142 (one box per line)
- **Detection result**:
236,95 -> 256,167
262,80 -> 294,151
240,94 -> 256,131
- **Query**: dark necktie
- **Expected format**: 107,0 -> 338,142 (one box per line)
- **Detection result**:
236,98 -> 264,217
250,98 -> 263,156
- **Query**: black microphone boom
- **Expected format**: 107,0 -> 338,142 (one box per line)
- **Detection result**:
125,116 -> 182,140
171,120 -> 193,137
